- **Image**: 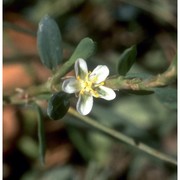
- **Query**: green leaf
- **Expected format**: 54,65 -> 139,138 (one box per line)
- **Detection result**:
58,38 -> 96,77
37,15 -> 63,70
117,45 -> 137,75
47,92 -> 70,120
154,87 -> 177,110
34,104 -> 46,165
69,37 -> 96,62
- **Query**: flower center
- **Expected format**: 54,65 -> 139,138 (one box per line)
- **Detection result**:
77,72 -> 104,98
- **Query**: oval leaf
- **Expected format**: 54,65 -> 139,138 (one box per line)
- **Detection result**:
69,37 -> 96,63
37,15 -> 63,70
117,45 -> 137,75
60,38 -> 96,77
47,92 -> 70,120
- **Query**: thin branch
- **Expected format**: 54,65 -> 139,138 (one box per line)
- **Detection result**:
3,53 -> 176,106
68,107 -> 177,165
105,55 -> 177,91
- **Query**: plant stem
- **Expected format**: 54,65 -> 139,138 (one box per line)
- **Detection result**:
68,107 -> 177,165
49,60 -> 75,87
9,54 -> 176,98
105,55 -> 177,90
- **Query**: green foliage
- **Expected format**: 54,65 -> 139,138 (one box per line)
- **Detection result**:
60,37 -> 96,76
34,104 -> 46,165
35,93 -> 51,100
47,92 -> 70,120
154,87 -> 177,110
37,15 -> 63,70
50,37 -> 96,84
117,45 -> 137,75
68,37 -> 96,63
4,1 -> 177,179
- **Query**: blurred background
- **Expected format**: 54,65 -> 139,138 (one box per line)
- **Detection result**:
3,0 -> 177,179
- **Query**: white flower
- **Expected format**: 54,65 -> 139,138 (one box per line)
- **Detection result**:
62,58 -> 116,115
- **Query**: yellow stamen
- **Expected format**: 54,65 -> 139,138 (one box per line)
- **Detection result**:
77,71 -> 104,98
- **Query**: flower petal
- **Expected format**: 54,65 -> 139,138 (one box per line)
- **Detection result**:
89,65 -> 109,83
96,86 -> 116,100
75,58 -> 88,79
62,78 -> 81,93
76,94 -> 93,115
